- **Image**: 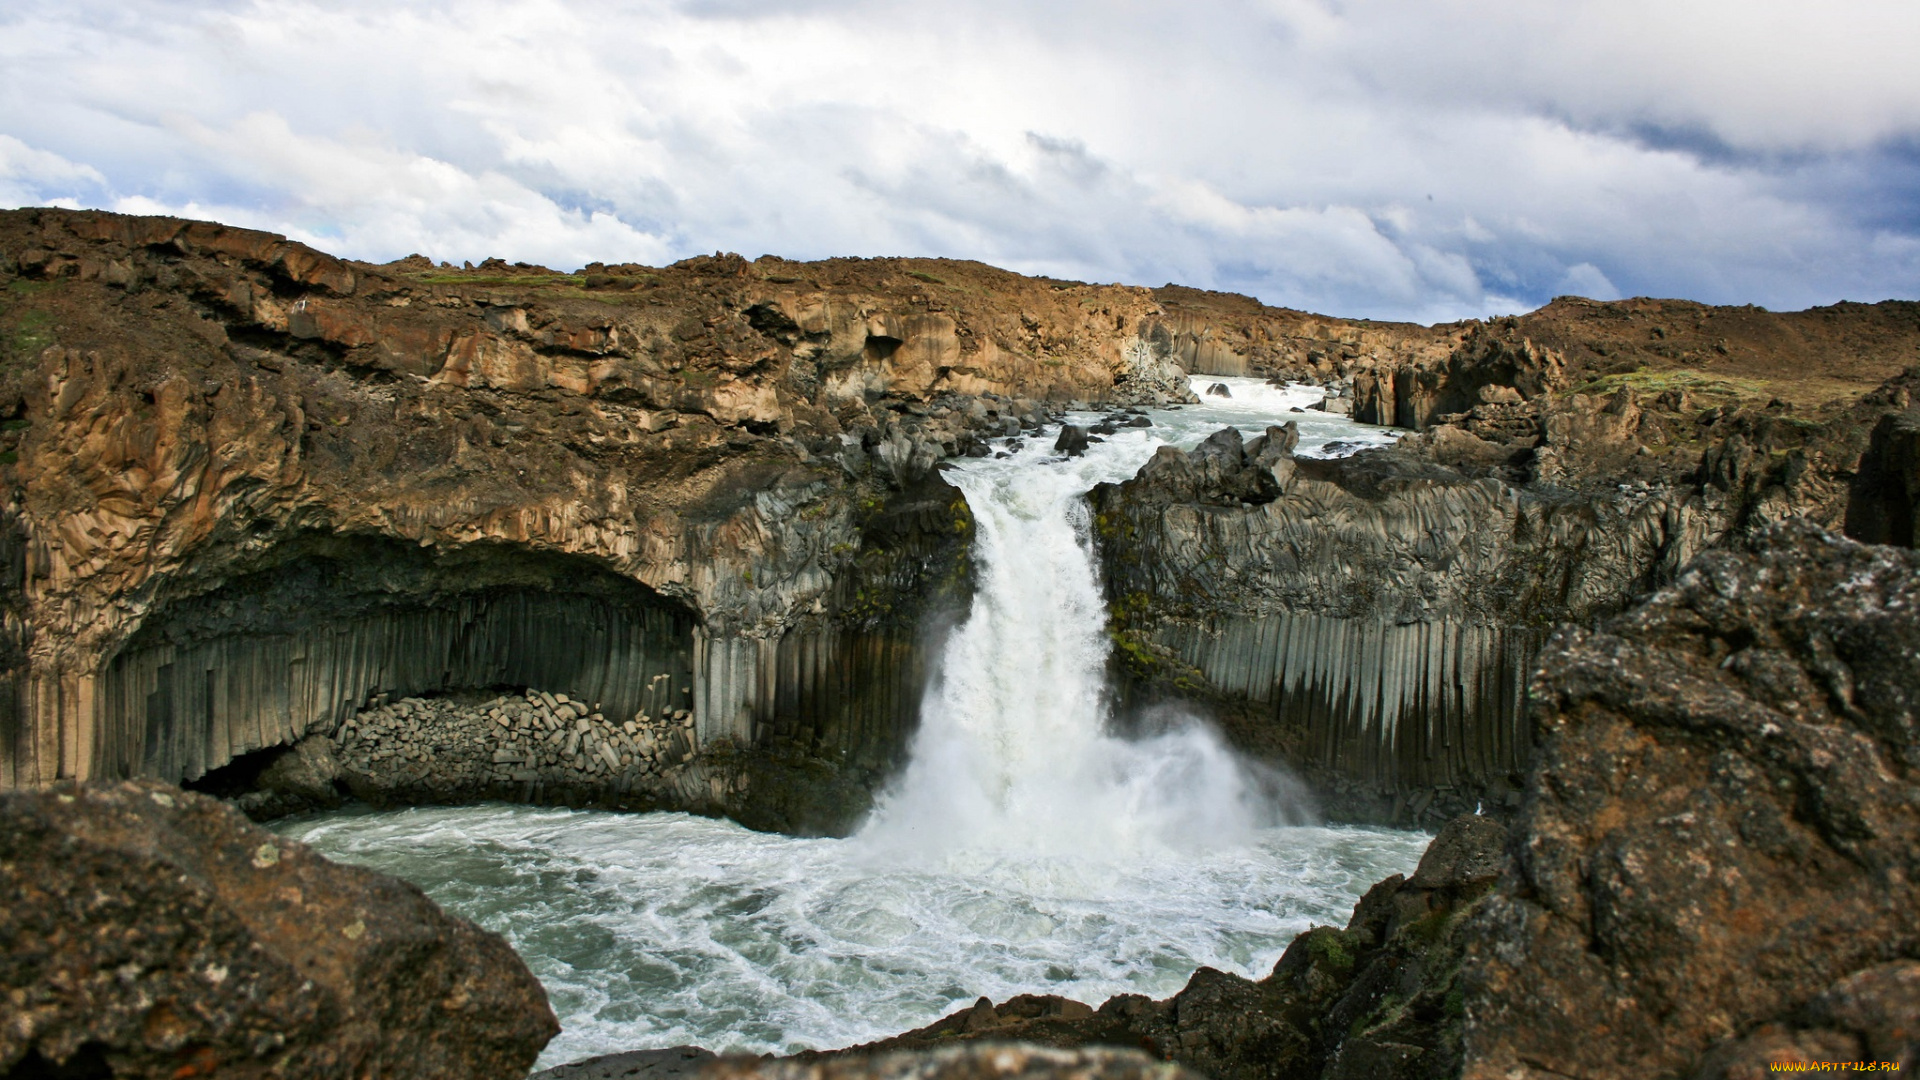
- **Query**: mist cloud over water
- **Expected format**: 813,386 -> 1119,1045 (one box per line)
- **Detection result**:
3,1 -> 1917,321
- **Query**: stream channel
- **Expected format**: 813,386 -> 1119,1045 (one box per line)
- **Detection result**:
275,376 -> 1431,1069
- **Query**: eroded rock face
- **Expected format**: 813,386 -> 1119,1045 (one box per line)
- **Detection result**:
827,525 -> 1920,1074
0,209 -> 1000,827
0,779 -> 557,1078
1091,421 -> 1718,822
1845,407 -> 1920,548
1458,523 -> 1920,1078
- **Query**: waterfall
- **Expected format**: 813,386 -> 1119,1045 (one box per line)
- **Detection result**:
858,429 -> 1296,860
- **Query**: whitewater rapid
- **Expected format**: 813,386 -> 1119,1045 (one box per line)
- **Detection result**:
276,376 -> 1421,1068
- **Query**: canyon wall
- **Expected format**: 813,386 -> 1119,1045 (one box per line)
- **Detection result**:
2,207 -> 1916,830
0,209 -> 1160,829
1093,345 -> 1920,823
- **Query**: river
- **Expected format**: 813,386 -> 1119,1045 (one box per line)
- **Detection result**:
275,375 -> 1428,1069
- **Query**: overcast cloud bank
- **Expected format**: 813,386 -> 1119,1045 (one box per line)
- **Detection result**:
2,0 -> 1916,322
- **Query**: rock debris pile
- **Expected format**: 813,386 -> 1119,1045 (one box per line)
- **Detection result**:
333,688 -> 701,803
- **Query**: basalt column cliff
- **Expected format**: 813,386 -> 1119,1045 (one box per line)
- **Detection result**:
2,207 -> 1917,829
0,208 -> 1199,832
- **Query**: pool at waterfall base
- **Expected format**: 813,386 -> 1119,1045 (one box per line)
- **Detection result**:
276,377 -> 1429,1070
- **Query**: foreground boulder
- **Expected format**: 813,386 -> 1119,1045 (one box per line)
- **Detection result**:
1461,522 -> 1920,1077
0,780 -> 557,1078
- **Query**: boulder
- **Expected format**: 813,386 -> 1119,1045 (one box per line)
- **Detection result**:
0,780 -> 557,1079
1053,424 -> 1089,457
1461,523 -> 1920,1078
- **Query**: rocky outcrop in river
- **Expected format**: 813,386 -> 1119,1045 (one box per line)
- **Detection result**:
0,779 -> 557,1078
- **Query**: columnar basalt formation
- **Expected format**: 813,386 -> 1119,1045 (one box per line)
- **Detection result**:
1092,347 -> 1920,822
1090,422 -> 1715,822
1,208 -> 1164,828
3,206 -> 1919,834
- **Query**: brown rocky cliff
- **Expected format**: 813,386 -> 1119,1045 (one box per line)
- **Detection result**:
0,207 -> 1195,815
3,206 -> 1917,836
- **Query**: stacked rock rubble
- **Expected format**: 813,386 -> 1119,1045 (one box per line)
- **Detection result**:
331,688 -> 721,809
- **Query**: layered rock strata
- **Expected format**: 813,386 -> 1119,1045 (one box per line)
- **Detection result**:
0,779 -> 558,1079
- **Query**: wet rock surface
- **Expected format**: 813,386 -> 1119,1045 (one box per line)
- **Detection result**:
0,779 -> 557,1079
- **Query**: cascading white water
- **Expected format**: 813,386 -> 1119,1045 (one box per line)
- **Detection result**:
276,376 -> 1423,1068
858,425 -> 1289,861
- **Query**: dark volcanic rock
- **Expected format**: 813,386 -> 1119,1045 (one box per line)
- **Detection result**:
1845,407 -> 1920,547
1055,424 -> 1090,457
836,525 -> 1920,1076
726,1045 -> 1199,1080
0,779 -> 557,1079
1091,422 -> 1715,823
1460,522 -> 1920,1078
531,1046 -> 720,1080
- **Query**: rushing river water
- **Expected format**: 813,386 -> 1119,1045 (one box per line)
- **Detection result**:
277,376 -> 1428,1069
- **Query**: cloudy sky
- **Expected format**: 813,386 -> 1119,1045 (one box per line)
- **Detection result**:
1,0 -> 1916,322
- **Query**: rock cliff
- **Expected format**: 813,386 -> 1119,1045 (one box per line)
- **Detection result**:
1091,346 -> 1920,823
3,206 -> 1917,836
0,208 -> 1195,830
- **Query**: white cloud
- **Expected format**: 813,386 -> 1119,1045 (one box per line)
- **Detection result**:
0,133 -> 104,208
0,0 -> 1914,320
1560,263 -> 1622,302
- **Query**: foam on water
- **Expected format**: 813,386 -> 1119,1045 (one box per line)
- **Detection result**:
275,376 -> 1417,1068
279,806 -> 1426,1065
